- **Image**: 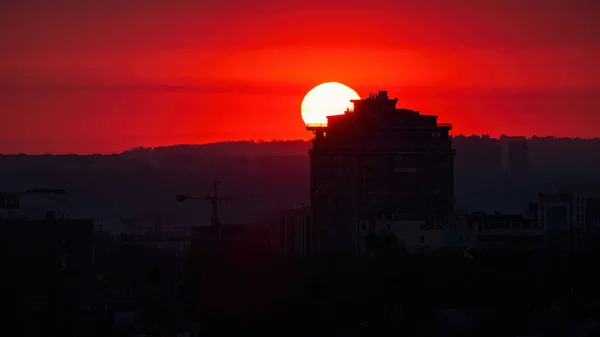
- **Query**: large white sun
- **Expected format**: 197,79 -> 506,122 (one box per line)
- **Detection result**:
301,82 -> 360,125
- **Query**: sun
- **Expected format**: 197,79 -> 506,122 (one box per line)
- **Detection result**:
301,82 -> 360,125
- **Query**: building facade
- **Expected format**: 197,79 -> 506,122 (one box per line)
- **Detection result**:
537,185 -> 600,251
308,90 -> 455,254
270,206 -> 312,258
358,217 -> 455,255
455,212 -> 543,253
0,188 -> 71,221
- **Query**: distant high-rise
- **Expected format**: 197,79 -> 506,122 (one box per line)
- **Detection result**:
508,137 -> 529,175
307,91 -> 455,254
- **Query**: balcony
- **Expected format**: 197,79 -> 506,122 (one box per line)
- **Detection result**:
306,123 -> 327,131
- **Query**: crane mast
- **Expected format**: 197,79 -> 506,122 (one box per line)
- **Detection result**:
178,180 -> 258,246
206,180 -> 230,245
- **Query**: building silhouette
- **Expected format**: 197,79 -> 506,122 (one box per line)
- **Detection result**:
1,219 -> 94,337
455,212 -> 543,252
270,206 -> 312,258
453,135 -> 504,213
537,185 -> 600,251
508,136 -> 529,176
0,188 -> 71,221
307,90 -> 455,254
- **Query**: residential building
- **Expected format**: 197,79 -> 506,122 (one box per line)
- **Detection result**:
455,212 -> 543,252
0,188 -> 71,220
358,216 -> 455,255
538,185 -> 600,251
120,214 -> 190,255
307,90 -> 455,254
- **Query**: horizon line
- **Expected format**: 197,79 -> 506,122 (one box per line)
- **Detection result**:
1,135 -> 599,156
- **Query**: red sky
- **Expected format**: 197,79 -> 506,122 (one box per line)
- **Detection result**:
1,0 -> 599,154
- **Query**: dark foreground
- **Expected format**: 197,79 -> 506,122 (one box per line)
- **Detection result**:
6,242 -> 600,337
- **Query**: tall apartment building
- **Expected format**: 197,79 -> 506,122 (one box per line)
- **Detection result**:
307,90 -> 455,254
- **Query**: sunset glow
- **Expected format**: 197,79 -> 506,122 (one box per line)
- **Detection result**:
1,1 -> 599,153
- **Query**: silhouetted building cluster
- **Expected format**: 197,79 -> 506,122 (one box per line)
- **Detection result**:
5,88 -> 600,336
1,219 -> 94,337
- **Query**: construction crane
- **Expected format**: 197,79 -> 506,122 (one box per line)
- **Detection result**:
176,180 -> 257,244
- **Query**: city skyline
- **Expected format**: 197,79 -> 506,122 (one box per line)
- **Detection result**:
4,2 -> 600,336
1,85 -> 599,155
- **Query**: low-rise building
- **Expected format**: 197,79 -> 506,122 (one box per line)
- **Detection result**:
0,188 -> 71,220
118,214 -> 191,255
358,213 -> 459,255
356,212 -> 543,255
456,212 -> 543,252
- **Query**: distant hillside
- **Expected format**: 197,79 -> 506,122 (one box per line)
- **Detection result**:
121,140 -> 312,158
0,136 -> 599,228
